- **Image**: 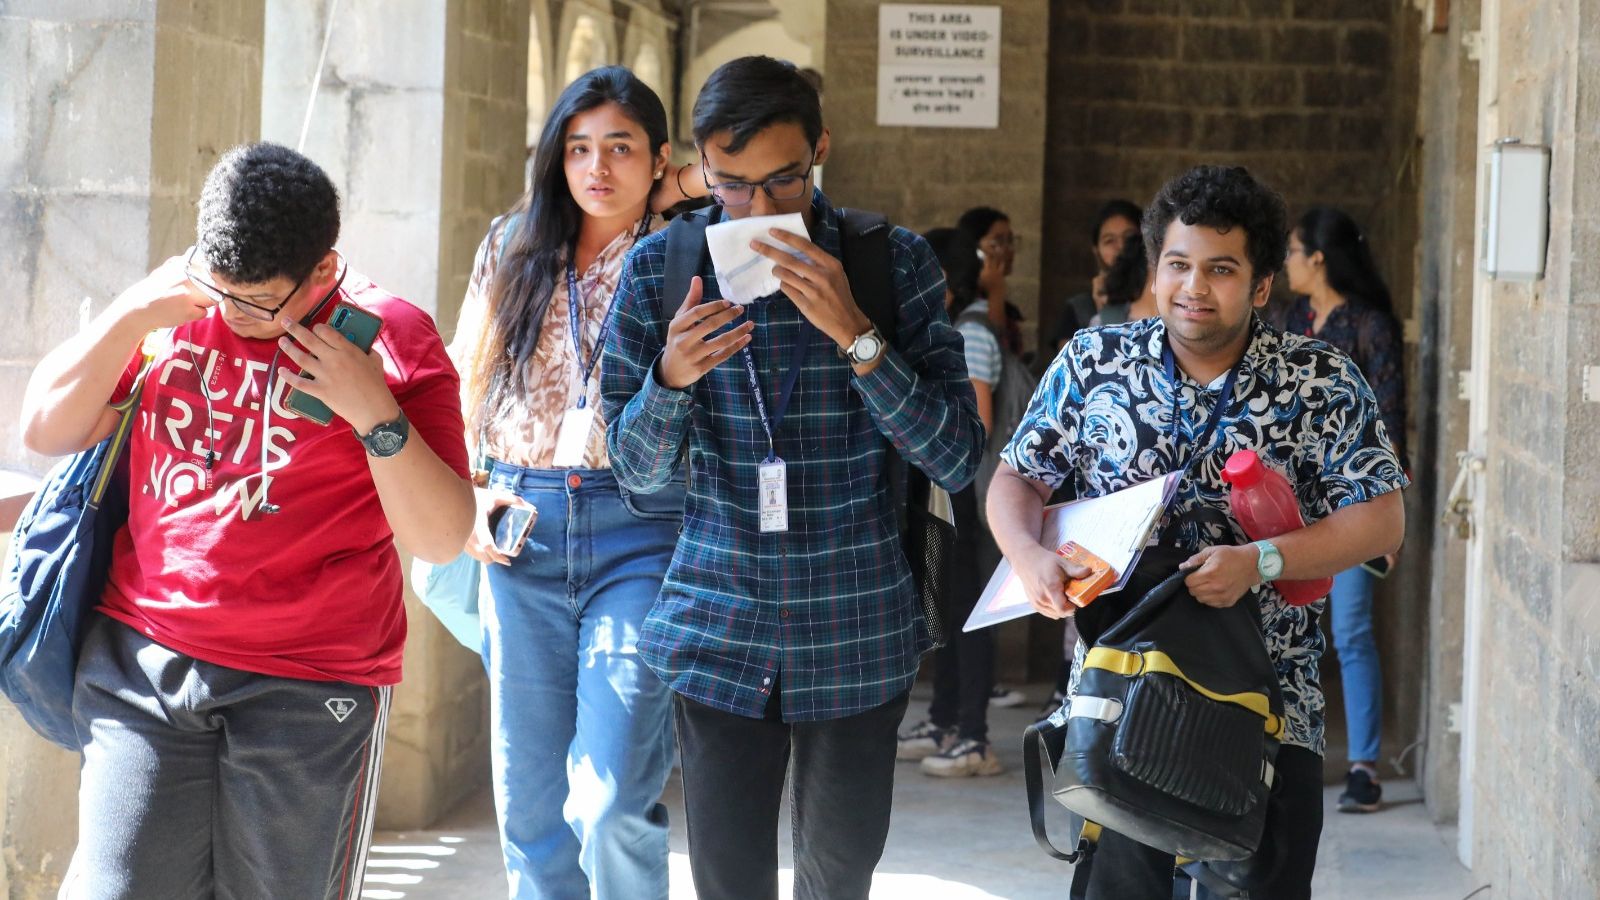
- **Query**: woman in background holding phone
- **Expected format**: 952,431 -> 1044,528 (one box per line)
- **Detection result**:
447,67 -> 690,899
1279,206 -> 1408,816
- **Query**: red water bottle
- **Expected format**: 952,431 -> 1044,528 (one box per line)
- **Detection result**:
1220,449 -> 1332,606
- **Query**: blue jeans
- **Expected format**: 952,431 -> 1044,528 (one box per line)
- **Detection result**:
481,463 -> 683,900
1329,566 -> 1382,762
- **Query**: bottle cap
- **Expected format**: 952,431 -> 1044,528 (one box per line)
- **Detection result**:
1221,449 -> 1265,487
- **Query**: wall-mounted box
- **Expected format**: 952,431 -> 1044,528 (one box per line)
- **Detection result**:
1482,139 -> 1550,282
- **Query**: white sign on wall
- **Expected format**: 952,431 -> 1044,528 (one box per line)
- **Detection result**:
877,4 -> 1001,129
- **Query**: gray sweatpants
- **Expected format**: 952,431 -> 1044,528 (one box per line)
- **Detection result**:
62,617 -> 393,900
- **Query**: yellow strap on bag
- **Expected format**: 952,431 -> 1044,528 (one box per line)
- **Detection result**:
1083,646 -> 1287,740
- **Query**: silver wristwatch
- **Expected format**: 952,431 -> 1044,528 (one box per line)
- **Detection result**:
841,327 -> 886,366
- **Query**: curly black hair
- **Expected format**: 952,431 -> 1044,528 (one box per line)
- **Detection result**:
1102,231 -> 1148,307
1142,166 -> 1287,284
195,142 -> 340,285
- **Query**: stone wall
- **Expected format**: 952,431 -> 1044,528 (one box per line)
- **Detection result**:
1459,0 -> 1600,893
0,5 -> 267,893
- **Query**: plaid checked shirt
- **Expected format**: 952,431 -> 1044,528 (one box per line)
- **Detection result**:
601,190 -> 983,722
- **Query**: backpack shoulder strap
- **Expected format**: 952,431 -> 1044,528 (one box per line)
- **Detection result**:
838,208 -> 895,343
664,208 -> 712,321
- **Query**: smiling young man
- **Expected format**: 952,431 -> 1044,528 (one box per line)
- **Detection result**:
986,166 -> 1407,899
21,142 -> 474,899
601,56 -> 983,900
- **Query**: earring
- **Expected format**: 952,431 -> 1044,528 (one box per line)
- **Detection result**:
654,169 -> 664,180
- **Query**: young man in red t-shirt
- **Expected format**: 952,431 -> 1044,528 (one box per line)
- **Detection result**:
21,143 -> 475,899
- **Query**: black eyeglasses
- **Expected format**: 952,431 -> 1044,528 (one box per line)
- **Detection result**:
701,153 -> 815,208
185,246 -> 307,322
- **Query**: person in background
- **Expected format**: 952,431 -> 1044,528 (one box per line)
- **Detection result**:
895,227 -> 1006,777
957,206 -> 1029,364
1053,199 -> 1143,351
1091,233 -> 1158,326
1278,205 -> 1408,815
448,67 -> 684,899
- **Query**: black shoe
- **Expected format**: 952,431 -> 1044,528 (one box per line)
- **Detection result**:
1337,767 -> 1383,813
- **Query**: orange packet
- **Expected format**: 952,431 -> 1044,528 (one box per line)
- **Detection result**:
1057,542 -> 1118,608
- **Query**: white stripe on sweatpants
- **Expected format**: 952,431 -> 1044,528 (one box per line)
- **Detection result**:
338,684 -> 392,900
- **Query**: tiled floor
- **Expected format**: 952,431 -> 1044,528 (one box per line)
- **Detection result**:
364,685 -> 1483,899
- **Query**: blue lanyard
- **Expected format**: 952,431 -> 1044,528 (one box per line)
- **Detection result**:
1161,339 -> 1242,471
740,323 -> 812,462
566,260 -> 619,410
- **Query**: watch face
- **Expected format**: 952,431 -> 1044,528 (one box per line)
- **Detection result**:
369,429 -> 404,456
853,334 -> 883,360
1260,549 -> 1284,580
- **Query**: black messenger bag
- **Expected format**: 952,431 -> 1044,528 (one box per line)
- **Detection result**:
1023,547 -> 1287,894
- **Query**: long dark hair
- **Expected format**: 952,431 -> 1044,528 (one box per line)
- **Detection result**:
922,227 -> 980,316
469,66 -> 668,427
1102,230 -> 1147,307
1295,206 -> 1393,314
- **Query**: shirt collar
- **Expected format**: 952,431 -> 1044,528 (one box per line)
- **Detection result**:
1136,314 -> 1279,385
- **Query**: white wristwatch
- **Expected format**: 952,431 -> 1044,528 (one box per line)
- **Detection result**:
1253,540 -> 1284,582
842,327 -> 886,366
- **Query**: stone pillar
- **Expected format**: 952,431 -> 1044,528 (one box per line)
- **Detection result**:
0,5 -> 265,893
1410,0 -> 1482,824
263,0 -> 529,829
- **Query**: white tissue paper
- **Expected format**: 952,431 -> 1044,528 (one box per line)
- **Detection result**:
704,212 -> 811,304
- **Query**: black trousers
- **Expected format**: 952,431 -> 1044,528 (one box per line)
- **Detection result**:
1081,745 -> 1325,900
928,482 -> 1000,741
672,688 -> 911,900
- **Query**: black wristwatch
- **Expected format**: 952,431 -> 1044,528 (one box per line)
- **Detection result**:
356,410 -> 410,458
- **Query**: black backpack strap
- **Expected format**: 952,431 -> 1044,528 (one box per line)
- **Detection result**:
1023,721 -> 1092,864
838,208 -> 895,342
663,208 -> 712,327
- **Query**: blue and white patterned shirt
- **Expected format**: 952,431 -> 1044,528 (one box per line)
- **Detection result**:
1002,316 -> 1408,753
601,189 -> 983,722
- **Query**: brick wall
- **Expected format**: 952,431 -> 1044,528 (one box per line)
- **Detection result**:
1043,0 -> 1403,343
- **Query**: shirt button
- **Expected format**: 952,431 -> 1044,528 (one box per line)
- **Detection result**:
780,609 -> 790,619
566,473 -> 582,489
762,676 -> 772,685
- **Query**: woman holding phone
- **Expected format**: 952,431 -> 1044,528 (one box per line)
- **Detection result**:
447,67 -> 700,899
1279,206 -> 1408,816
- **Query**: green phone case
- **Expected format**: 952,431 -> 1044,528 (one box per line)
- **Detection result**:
285,303 -> 383,426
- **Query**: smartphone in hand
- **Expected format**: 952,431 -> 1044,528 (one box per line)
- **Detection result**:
489,505 -> 537,558
286,302 -> 385,426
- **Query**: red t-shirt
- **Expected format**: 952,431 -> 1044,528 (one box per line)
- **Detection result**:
100,274 -> 470,686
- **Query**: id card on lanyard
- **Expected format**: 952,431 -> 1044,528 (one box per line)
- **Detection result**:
552,260 -> 619,467
742,323 -> 812,533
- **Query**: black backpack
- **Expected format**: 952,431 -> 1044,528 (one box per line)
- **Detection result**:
662,207 -> 956,646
